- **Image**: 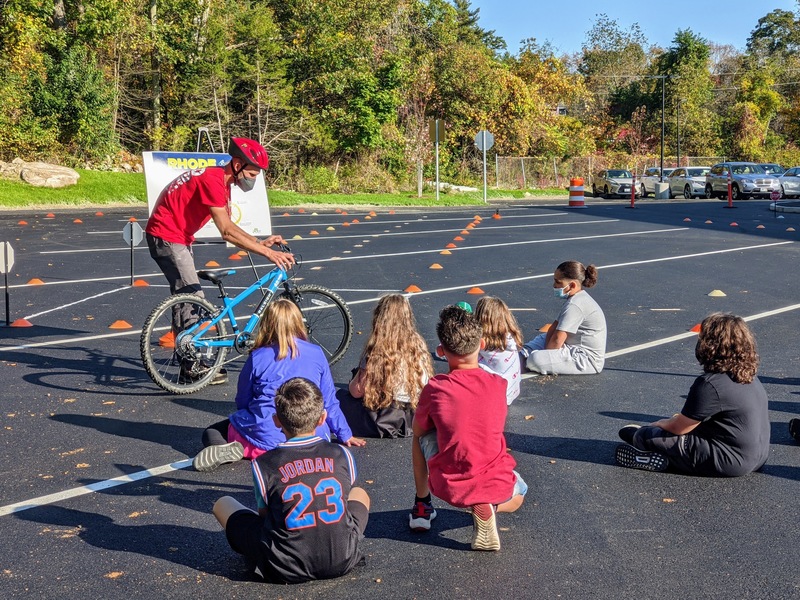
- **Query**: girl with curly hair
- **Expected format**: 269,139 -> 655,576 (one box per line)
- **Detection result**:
616,313 -> 770,476
475,296 -> 523,404
343,294 -> 434,438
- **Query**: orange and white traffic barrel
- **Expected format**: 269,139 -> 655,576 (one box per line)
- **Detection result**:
568,177 -> 587,208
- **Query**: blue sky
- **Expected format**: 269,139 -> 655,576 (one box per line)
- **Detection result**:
470,1 -> 797,55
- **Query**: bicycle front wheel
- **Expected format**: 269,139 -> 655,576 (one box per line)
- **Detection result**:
281,285 -> 353,364
140,294 -> 229,394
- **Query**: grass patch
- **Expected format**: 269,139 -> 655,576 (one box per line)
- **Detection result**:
0,170 -> 147,207
0,169 -> 567,208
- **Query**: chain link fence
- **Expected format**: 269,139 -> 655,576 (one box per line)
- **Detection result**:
496,155 -> 728,189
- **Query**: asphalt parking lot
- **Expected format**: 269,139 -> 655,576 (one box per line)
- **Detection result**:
0,197 -> 798,599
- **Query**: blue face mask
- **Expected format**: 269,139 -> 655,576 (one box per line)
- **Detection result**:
553,285 -> 570,299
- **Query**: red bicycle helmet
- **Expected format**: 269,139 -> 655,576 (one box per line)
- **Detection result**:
228,137 -> 269,170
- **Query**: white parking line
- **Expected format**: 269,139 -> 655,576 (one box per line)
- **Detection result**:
24,287 -> 128,319
0,239 -> 789,351
4,298 -> 800,517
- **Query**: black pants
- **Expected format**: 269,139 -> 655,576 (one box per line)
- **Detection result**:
202,419 -> 230,447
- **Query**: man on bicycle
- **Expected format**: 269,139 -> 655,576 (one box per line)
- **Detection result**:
146,136 -> 294,385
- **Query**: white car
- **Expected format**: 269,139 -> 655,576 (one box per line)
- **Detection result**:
639,167 -> 674,197
592,169 -> 636,198
668,166 -> 711,199
779,166 -> 800,198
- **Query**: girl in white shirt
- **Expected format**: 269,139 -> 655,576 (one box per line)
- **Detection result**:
475,296 -> 523,404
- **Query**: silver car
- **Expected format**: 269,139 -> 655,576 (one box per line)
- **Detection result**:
704,162 -> 781,200
779,166 -> 800,198
592,169 -> 636,198
639,167 -> 675,197
668,166 -> 711,199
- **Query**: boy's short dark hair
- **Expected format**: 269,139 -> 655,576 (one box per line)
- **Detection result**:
274,378 -> 325,438
436,305 -> 482,356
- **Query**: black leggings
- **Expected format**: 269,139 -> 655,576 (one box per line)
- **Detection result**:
202,419 -> 230,447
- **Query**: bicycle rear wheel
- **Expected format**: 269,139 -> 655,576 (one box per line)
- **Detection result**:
140,294 -> 229,394
281,285 -> 353,364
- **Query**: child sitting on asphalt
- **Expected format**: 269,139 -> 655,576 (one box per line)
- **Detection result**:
616,313 -> 770,476
474,296 -> 523,404
212,377 -> 370,583
409,305 -> 527,551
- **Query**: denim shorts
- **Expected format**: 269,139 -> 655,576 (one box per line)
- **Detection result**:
418,431 -> 528,499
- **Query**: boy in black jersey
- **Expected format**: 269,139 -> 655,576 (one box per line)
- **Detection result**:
213,377 -> 370,583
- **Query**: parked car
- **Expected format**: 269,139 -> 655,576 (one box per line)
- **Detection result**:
704,162 -> 781,200
758,163 -> 785,175
639,167 -> 675,197
778,166 -> 800,198
667,166 -> 711,199
592,169 -> 636,198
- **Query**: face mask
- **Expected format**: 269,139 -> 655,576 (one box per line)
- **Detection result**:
236,172 -> 257,192
553,285 -> 570,299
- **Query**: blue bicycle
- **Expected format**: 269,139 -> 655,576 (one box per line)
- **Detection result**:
140,246 -> 353,394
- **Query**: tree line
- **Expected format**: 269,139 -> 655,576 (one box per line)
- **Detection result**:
2,0 -> 799,190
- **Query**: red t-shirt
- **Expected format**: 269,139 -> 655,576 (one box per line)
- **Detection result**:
145,167 -> 230,245
414,367 -> 517,507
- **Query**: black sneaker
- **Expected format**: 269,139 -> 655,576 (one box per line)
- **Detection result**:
618,424 -> 641,445
615,444 -> 668,472
790,419 -> 800,444
408,500 -> 437,532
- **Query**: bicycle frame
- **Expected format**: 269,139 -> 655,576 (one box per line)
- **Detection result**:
182,266 -> 289,351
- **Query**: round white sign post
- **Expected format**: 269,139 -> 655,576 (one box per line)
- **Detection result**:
122,221 -> 145,286
0,241 -> 15,326
475,130 -> 495,203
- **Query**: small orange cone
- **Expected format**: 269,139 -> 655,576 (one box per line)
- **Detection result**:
352,219 -> 360,224
460,230 -> 469,235
787,227 -> 796,232
690,323 -> 701,333
730,222 -> 738,227
388,210 -> 395,215
341,211 -> 348,216
129,217 -> 137,222
445,243 -> 457,249
474,215 -> 482,221
46,212 -> 55,218
365,216 -> 372,220
683,218 -> 691,222
335,209 -> 342,213
229,253 -> 243,260
27,278 -> 45,285
539,323 -> 551,333
342,222 -> 350,227
237,250 -> 247,256
467,287 -> 485,294
18,220 -> 28,225
283,212 -> 290,216
756,224 -> 765,229
109,320 -> 133,329
205,260 -> 220,267
73,218 -> 83,224
310,230 -> 319,236
10,318 -> 33,327
405,284 -> 422,293
492,210 -> 501,219
369,211 -> 377,217
705,220 -> 713,224
298,208 -> 306,213
453,236 -> 464,241
429,263 -> 443,269
440,250 -> 452,255
466,224 -> 475,229
132,279 -> 149,287
159,331 -> 175,347
95,211 -> 104,216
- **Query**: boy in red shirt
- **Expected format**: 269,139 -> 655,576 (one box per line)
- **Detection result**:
409,305 -> 527,551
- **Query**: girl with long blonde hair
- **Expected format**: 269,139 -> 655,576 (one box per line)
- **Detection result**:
474,296 -> 523,404
194,299 -> 364,471
344,294 -> 433,438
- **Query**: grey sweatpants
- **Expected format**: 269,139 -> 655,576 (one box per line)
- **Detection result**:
524,333 -> 603,375
147,233 -> 205,330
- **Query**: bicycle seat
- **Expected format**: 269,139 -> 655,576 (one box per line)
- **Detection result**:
198,269 -> 236,284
